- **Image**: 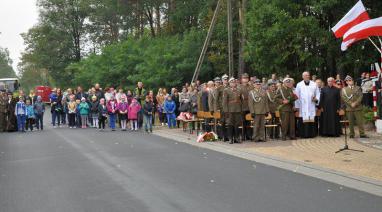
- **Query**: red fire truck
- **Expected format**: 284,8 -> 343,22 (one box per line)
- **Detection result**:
35,86 -> 52,103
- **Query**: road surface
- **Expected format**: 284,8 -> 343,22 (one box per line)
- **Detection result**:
0,123 -> 381,212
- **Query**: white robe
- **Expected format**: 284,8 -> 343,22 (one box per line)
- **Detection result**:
295,81 -> 320,122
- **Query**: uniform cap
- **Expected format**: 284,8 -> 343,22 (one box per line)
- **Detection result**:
283,78 -> 293,83
229,77 -> 236,83
344,75 -> 353,81
214,77 -> 222,82
241,73 -> 249,78
222,74 -> 229,80
254,79 -> 261,84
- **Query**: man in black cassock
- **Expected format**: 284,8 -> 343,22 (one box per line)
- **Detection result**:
319,77 -> 341,137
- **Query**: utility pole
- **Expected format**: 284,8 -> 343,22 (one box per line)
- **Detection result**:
192,0 -> 222,83
227,0 -> 234,77
238,0 -> 246,77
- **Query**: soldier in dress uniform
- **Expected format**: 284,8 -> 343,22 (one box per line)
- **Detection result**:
341,75 -> 368,138
220,74 -> 229,141
223,78 -> 243,144
0,90 -> 9,132
238,73 -> 253,140
248,79 -> 269,142
208,77 -> 220,114
275,78 -> 296,140
266,81 -> 280,139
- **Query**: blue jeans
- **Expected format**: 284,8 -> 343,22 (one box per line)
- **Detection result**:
52,111 -> 61,126
109,113 -> 116,129
143,114 -> 153,131
166,113 -> 176,128
35,113 -> 44,130
17,114 -> 26,132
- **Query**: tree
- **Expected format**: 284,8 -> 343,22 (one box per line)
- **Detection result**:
0,47 -> 16,78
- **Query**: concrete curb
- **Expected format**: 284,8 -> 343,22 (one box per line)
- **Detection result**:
154,130 -> 382,197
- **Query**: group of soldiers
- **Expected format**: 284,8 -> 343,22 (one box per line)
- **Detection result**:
205,72 -> 368,144
206,73 -> 295,144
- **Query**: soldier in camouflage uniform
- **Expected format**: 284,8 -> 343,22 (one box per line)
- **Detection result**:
275,78 -> 296,140
248,79 -> 269,142
266,82 -> 280,139
341,76 -> 368,138
223,78 -> 243,144
0,90 -> 8,132
238,73 -> 253,140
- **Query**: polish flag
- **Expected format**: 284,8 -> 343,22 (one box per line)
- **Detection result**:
341,17 -> 382,51
331,1 -> 370,38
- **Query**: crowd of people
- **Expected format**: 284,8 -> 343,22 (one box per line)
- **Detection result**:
0,71 -> 381,144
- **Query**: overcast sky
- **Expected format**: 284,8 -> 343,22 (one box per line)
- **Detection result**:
0,0 -> 38,73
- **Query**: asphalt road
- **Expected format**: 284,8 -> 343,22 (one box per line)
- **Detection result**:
0,121 -> 381,212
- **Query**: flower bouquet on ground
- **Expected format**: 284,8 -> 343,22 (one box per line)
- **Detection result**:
177,112 -> 193,121
196,132 -> 218,143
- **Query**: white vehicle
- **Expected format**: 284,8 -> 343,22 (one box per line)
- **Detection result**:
0,78 -> 20,93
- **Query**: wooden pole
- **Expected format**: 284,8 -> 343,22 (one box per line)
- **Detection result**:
227,0 -> 234,77
192,0 -> 222,83
238,0 -> 246,77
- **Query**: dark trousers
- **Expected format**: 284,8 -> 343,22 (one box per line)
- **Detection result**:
52,111 -> 60,126
68,113 -> 76,127
99,116 -> 106,129
61,113 -> 67,124
26,118 -> 34,131
35,113 -> 44,130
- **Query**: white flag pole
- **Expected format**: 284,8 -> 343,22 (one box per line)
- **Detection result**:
368,37 -> 382,54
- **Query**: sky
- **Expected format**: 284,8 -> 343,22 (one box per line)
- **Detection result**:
0,0 -> 38,74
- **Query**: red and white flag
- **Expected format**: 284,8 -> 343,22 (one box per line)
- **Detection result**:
331,0 -> 370,38
341,17 -> 382,51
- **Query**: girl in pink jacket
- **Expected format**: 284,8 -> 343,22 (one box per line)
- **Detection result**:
128,98 -> 141,131
107,95 -> 118,131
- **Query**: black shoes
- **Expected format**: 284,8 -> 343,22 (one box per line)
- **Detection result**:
360,135 -> 369,138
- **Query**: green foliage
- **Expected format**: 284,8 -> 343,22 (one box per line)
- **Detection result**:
362,106 -> 375,123
68,29 -> 210,89
19,0 -> 382,90
0,48 -> 16,78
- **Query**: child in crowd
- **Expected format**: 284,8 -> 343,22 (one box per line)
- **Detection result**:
33,96 -> 45,130
118,96 -> 129,131
75,99 -> 82,128
67,96 -> 77,128
25,99 -> 35,131
143,95 -> 154,133
98,98 -> 108,130
61,98 -> 68,125
79,97 -> 89,128
90,96 -> 99,128
164,95 -> 176,128
107,95 -> 118,131
15,96 -> 27,132
128,98 -> 141,131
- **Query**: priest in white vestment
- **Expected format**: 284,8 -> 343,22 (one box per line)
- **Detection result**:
295,72 -> 320,138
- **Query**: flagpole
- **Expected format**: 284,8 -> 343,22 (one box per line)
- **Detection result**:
368,37 -> 382,54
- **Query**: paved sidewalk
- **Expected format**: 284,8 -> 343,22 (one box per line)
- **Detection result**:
154,127 -> 382,183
